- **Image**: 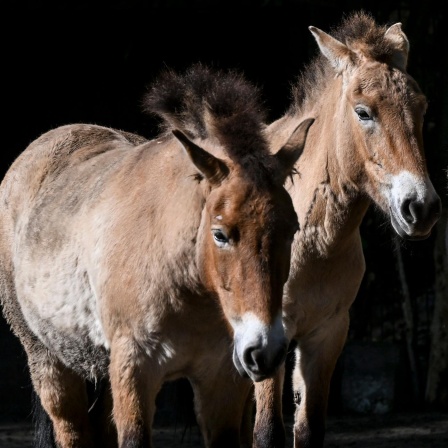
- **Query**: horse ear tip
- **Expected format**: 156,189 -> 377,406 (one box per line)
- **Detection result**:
172,129 -> 186,141
302,117 -> 315,131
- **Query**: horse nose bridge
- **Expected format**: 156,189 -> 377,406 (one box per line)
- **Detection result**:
237,262 -> 284,317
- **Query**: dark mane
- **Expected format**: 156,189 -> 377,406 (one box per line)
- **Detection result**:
289,11 -> 396,116
331,11 -> 391,59
143,63 -> 276,183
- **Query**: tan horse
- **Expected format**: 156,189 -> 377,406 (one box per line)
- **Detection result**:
252,11 -> 442,448
0,64 -> 314,448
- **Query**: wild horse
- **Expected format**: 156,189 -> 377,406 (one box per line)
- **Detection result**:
252,11 -> 442,448
0,63 -> 313,447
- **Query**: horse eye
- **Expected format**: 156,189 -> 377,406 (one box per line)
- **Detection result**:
212,229 -> 229,247
355,107 -> 372,121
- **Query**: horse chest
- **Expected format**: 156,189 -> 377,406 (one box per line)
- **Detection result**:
283,243 -> 365,338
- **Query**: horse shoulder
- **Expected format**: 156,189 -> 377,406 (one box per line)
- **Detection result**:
94,139 -> 205,298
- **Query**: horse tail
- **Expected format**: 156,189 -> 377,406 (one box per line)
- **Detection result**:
32,388 -> 56,448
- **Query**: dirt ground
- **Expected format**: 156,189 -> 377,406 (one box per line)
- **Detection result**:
1,325 -> 447,447
1,411 -> 447,448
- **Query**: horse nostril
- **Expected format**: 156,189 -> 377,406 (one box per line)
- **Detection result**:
401,194 -> 442,226
400,198 -> 414,223
243,344 -> 287,375
243,347 -> 265,372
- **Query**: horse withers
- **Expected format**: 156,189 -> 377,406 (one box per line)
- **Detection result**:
0,64 -> 314,447
252,11 -> 442,448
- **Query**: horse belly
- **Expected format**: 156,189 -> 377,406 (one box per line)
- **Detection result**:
15,250 -> 109,378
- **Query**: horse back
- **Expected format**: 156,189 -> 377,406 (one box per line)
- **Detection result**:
2,124 -> 145,207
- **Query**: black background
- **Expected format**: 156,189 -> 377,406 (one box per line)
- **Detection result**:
1,0 -> 447,423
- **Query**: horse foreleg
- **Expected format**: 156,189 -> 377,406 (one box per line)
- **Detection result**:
190,370 -> 252,448
252,364 -> 286,448
30,349 -> 94,448
109,337 -> 158,448
292,314 -> 349,448
240,384 -> 255,447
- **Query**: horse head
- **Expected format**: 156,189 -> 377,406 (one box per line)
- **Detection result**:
307,12 -> 441,239
145,64 -> 314,381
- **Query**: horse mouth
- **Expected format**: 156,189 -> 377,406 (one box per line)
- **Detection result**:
232,348 -> 271,382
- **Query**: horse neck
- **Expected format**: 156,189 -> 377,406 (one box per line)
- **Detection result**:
271,86 -> 370,257
124,142 -> 207,291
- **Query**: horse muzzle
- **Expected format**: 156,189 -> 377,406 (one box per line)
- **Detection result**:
388,172 -> 442,240
231,313 -> 288,382
390,193 -> 441,240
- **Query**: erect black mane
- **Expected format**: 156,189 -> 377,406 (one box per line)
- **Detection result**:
143,63 -> 277,182
331,10 -> 392,58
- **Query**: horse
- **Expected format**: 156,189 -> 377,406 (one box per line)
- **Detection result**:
250,11 -> 442,448
0,63 -> 314,448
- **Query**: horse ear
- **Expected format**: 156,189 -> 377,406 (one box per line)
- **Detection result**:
384,23 -> 409,71
274,118 -> 314,181
309,26 -> 351,73
172,129 -> 229,186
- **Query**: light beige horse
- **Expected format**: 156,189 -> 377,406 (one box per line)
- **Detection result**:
252,11 -> 442,448
0,64 -> 314,448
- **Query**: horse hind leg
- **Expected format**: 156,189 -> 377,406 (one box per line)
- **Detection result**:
32,366 -> 117,448
32,387 -> 56,447
0,260 -> 95,447
29,349 -> 96,448
7,314 -> 113,448
252,364 -> 286,448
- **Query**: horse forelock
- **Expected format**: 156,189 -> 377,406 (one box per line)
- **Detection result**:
143,62 -> 277,185
209,113 -> 277,186
332,11 -> 394,62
